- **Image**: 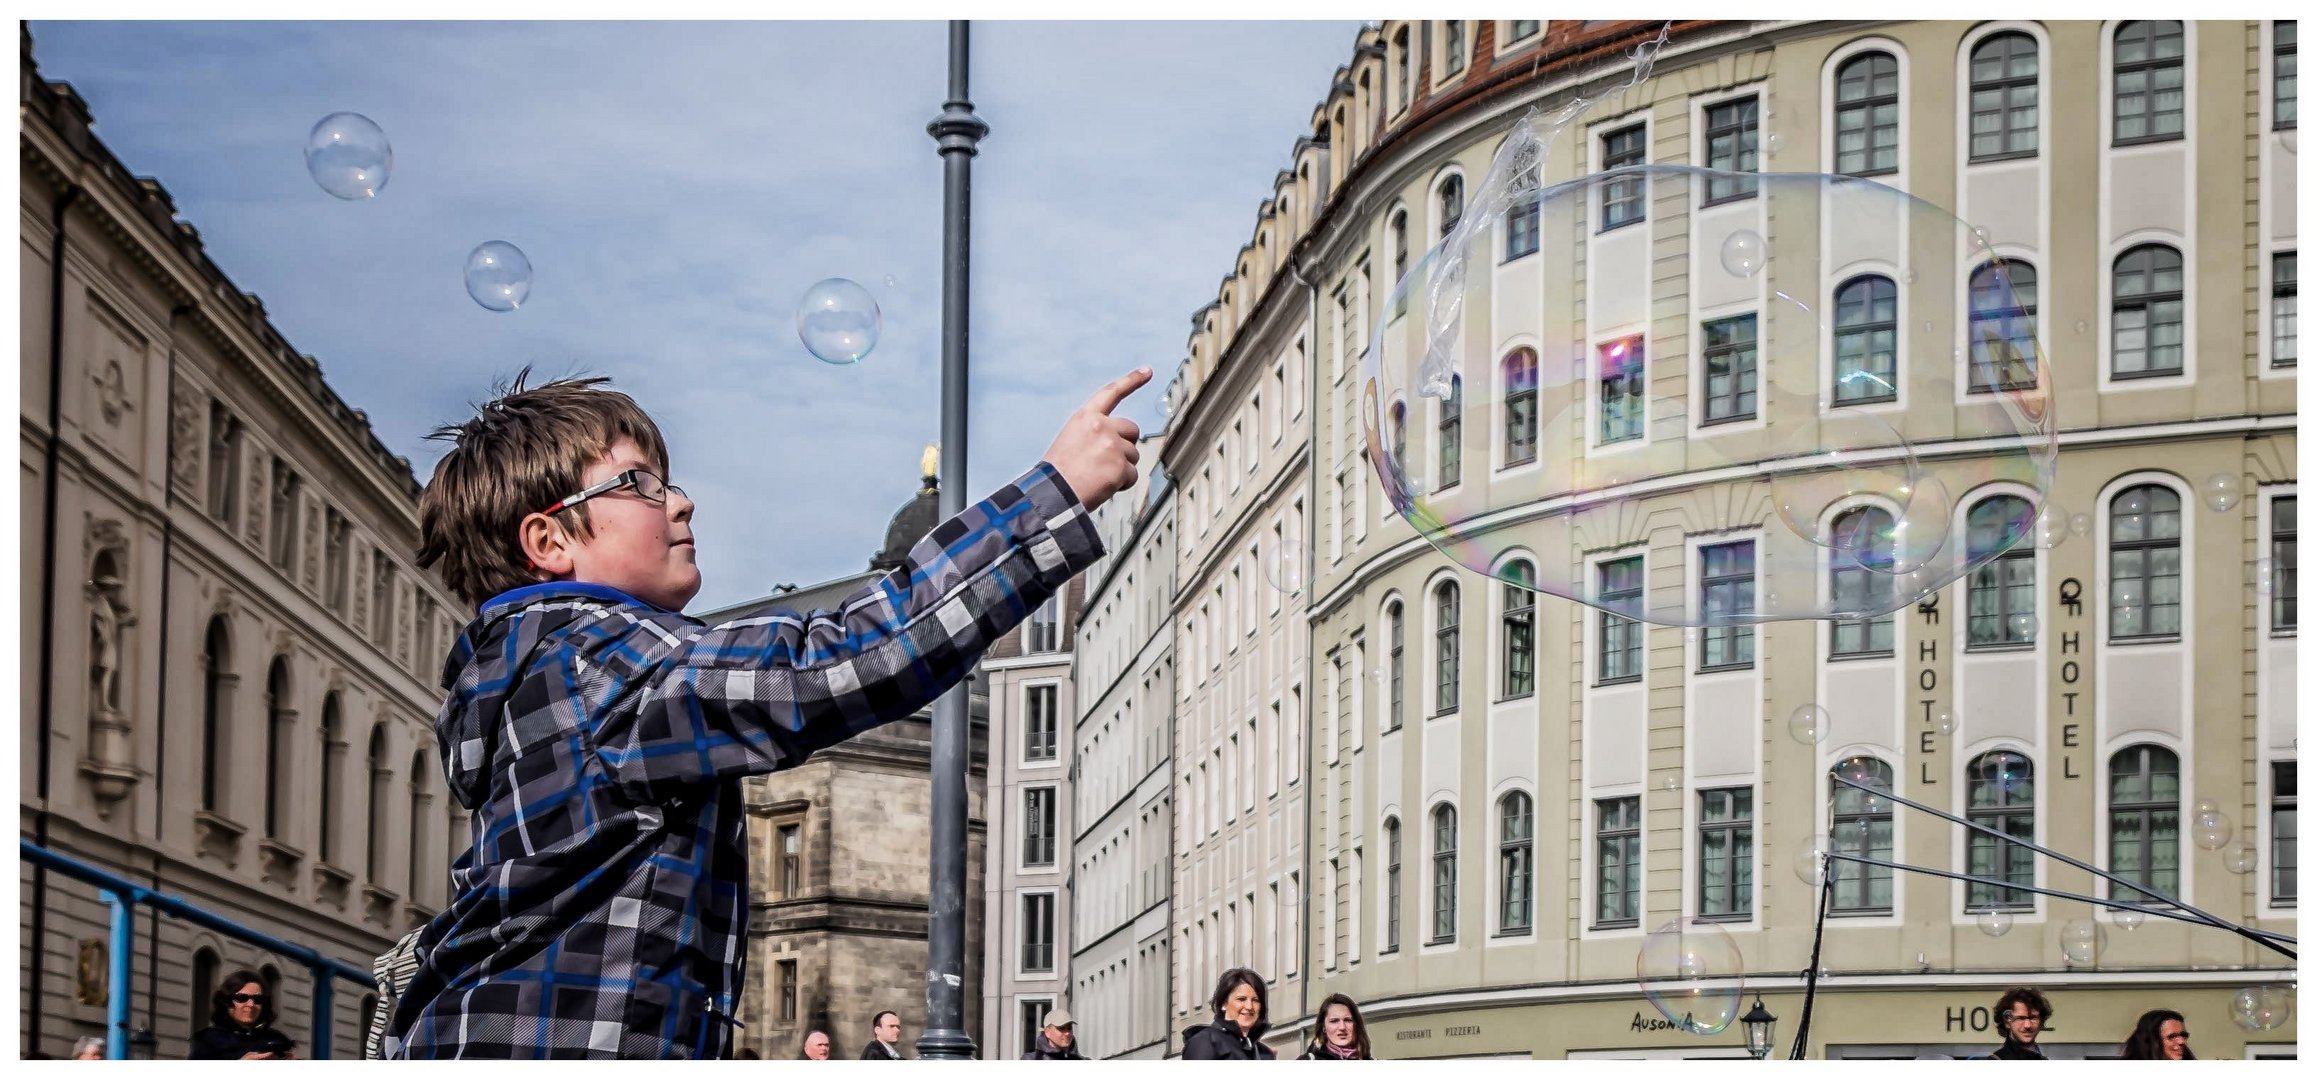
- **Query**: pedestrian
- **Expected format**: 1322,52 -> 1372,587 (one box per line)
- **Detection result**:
1968,986 -> 2052,1060
376,368 -> 1144,1059
2120,1009 -> 2196,1060
800,1029 -> 833,1060
1181,967 -> 1275,1060
1024,1007 -> 1086,1060
1296,993 -> 1371,1060
71,1036 -> 107,1060
861,1010 -> 905,1060
189,969 -> 298,1060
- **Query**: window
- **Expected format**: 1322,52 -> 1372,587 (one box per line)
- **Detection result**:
371,550 -> 397,644
777,959 -> 799,1020
1967,496 -> 2037,648
2274,496 -> 2297,633
1500,562 -> 1536,700
1507,20 -> 1541,44
1702,96 -> 1760,202
1701,313 -> 1759,423
323,509 -> 350,613
264,659 -> 291,839
2274,761 -> 2298,905
1505,163 -> 1541,259
779,824 -> 801,897
1443,20 -> 1466,78
1022,892 -> 1056,971
2109,484 -> 2183,639
207,402 -> 242,525
2278,21 -> 2299,129
1019,998 -> 1053,1057
318,694 -> 341,865
1969,260 -> 2040,391
2113,21 -> 2186,145
408,750 -> 433,904
190,948 -> 220,1037
1598,556 -> 1644,683
1395,27 -> 1412,112
1437,175 -> 1464,238
1430,804 -> 1459,943
1600,124 -> 1647,230
267,460 -> 302,572
1433,581 -> 1461,715
366,726 -> 390,883
1969,32 -> 2041,161
1028,594 -> 1061,653
1024,787 -> 1057,866
1438,374 -> 1463,489
1598,336 -> 1646,443
1829,507 -> 1898,657
1025,685 -> 1058,761
1386,601 -> 1406,732
2276,252 -> 2298,369
1698,541 -> 1756,669
1390,210 -> 1410,318
1493,349 -> 1541,466
1835,52 -> 1901,176
2113,244 -> 2185,378
1388,400 -> 1408,476
201,617 -> 230,813
1498,792 -> 1535,933
2109,745 -> 2181,904
1834,275 -> 1899,402
1830,759 -> 1896,914
1384,816 -> 1402,951
1596,797 -> 1641,927
1966,752 -> 2036,910
1698,787 -> 1754,919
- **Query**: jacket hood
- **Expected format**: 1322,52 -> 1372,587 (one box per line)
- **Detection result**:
439,581 -> 647,810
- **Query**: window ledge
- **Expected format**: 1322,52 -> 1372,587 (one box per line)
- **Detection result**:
1830,908 -> 1895,918
1833,393 -> 1899,407
1592,920 -> 1639,932
1699,413 -> 1757,429
2109,634 -> 2183,647
1597,217 -> 1646,236
2112,367 -> 2187,382
1969,150 -> 2041,165
1695,912 -> 1752,924
1829,650 -> 1897,663
1695,662 -> 1755,675
1594,674 -> 1644,689
1700,191 -> 1759,209
2112,133 -> 2187,149
1966,641 -> 2037,654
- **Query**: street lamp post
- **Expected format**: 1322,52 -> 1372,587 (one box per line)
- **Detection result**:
1740,997 -> 1779,1060
918,18 -> 989,1062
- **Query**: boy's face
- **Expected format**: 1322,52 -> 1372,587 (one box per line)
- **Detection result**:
534,438 -> 700,611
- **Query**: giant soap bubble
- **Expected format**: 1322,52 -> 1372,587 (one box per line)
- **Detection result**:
1636,917 -> 1744,1036
305,112 -> 391,200
1362,116 -> 2055,626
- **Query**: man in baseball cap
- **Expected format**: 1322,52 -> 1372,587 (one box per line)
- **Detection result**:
1024,1008 -> 1086,1060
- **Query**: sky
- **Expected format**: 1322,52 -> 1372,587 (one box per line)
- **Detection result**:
28,19 -> 1362,612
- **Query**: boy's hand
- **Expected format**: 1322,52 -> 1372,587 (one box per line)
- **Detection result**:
1043,367 -> 1150,512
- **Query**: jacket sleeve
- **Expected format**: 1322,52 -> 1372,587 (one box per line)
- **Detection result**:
591,463 -> 1103,802
1181,1032 -> 1217,1060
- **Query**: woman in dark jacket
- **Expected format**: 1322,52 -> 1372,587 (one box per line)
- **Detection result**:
189,970 -> 297,1060
1296,993 -> 1372,1060
1181,967 -> 1275,1060
2120,1009 -> 2196,1060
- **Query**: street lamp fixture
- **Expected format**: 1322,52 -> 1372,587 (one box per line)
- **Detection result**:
1740,997 -> 1778,1060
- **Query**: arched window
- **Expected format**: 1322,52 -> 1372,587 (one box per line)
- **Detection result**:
1829,506 -> 1898,656
1967,496 -> 2037,647
2113,21 -> 2186,145
1388,399 -> 1408,476
1437,174 -> 1464,238
2109,745 -> 2181,903
1394,26 -> 1412,111
1835,51 -> 1901,176
1437,375 -> 1463,490
1833,274 -> 1899,402
1967,751 -> 2036,910
2112,244 -> 2185,378
1498,792 -> 1535,933
1502,349 -> 1539,465
190,947 -> 219,1036
201,617 -> 232,814
1383,815 -> 1402,952
1969,32 -> 2041,161
408,750 -> 433,907
1390,209 -> 1411,319
1385,600 -> 1406,732
1969,260 -> 2040,391
318,694 -> 342,865
1500,560 -> 1536,700
1430,804 -> 1459,943
1443,20 -> 1468,78
2109,483 -> 2183,639
366,726 -> 391,885
1433,580 -> 1461,715
264,658 -> 291,840
1830,758 -> 1896,914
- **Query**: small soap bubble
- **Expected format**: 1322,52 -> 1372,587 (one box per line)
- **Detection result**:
1719,229 -> 1767,277
2074,320 -> 2090,335
1978,909 -> 2014,938
2035,504 -> 2070,549
463,241 -> 532,312
2192,808 -> 2234,850
796,278 -> 882,364
2193,796 -> 2223,818
1832,755 -> 1893,814
1931,709 -> 1957,736
2068,512 -> 2092,537
1970,751 -> 2032,799
1764,132 -> 1783,156
2256,558 -> 2278,595
1636,917 -> 1744,1036
1265,541 -> 1306,597
2204,472 -> 2244,512
2059,917 -> 2105,964
882,274 -> 898,289
305,111 -> 392,200
2113,907 -> 2146,931
1788,703 -> 1830,746
2231,986 -> 2293,1032
1794,833 -> 1834,885
2224,845 -> 2260,875
2007,612 -> 2038,641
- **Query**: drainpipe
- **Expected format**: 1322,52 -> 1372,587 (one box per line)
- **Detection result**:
29,179 -> 85,1058
1282,254 -> 1319,1029
144,300 -> 196,1045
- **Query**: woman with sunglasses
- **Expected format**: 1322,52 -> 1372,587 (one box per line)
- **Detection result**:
190,970 -> 297,1060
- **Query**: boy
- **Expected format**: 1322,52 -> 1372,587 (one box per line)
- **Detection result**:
379,367 -> 1146,1058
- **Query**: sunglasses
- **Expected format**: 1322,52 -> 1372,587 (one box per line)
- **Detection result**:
537,469 -> 685,518
231,993 -> 268,1004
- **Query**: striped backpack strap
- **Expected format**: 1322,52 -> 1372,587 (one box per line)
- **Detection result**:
364,927 -> 425,1060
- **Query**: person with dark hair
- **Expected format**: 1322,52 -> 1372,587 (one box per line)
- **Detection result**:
1970,986 -> 2052,1060
1296,994 -> 1371,1060
190,970 -> 297,1060
2121,1009 -> 2195,1060
1181,967 -> 1274,1060
1024,1008 -> 1086,1060
799,1028 -> 832,1060
860,1010 -> 904,1060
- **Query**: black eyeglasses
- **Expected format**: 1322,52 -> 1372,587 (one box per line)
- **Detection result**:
231,994 -> 267,1004
537,469 -> 684,518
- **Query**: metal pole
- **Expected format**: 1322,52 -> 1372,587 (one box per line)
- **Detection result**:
1827,853 -> 2297,957
103,889 -> 132,1060
310,963 -> 335,1060
919,18 -> 988,1062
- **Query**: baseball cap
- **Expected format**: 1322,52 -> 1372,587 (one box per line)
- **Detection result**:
1042,1009 -> 1074,1029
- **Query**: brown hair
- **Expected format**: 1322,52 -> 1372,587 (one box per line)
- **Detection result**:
416,369 -> 668,608
210,968 -> 275,1029
1313,993 -> 1371,1059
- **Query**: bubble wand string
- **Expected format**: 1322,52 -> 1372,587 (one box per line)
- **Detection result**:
1823,852 -> 2296,955
1787,859 -> 1836,1059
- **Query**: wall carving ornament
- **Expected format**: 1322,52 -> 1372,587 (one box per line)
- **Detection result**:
171,381 -> 202,497
243,447 -> 266,549
92,359 -> 134,427
80,517 -> 140,809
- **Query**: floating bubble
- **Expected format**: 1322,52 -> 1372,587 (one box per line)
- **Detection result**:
2074,320 -> 2090,335
796,278 -> 881,364
1764,132 -> 1783,156
1969,751 -> 2032,799
882,274 -> 898,289
2257,558 -> 2278,595
2204,472 -> 2244,512
1636,917 -> 1744,1036
463,241 -> 532,312
2007,612 -> 2038,640
1788,703 -> 1830,746
1978,909 -> 2014,938
1661,773 -> 1680,791
2113,907 -> 2146,931
2231,986 -> 2293,1032
2035,504 -> 2070,549
2193,796 -> 2223,818
2224,845 -> 2260,875
1719,229 -> 1767,277
2059,917 -> 2105,964
1265,540 -> 1306,597
2192,809 -> 2234,850
1931,709 -> 1957,736
1832,755 -> 1893,814
304,112 -> 392,200
1365,153 -> 2055,627
2068,512 -> 2092,537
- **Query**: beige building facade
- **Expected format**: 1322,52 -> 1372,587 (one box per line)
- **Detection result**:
1167,19 -> 2296,1060
21,38 -> 465,1058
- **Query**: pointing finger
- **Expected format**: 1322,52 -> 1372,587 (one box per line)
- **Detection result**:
1085,367 -> 1154,416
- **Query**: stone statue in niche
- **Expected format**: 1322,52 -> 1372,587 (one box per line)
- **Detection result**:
171,384 -> 202,497
81,527 -> 140,807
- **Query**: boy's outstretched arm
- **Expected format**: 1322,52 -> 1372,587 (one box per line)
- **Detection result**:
592,368 -> 1150,801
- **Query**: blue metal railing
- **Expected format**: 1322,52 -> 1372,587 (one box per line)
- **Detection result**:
20,839 -> 379,1060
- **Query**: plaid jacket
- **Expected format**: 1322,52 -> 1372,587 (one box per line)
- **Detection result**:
383,464 -> 1102,1059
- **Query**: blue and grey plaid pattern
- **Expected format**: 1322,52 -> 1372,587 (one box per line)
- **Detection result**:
383,464 -> 1102,1059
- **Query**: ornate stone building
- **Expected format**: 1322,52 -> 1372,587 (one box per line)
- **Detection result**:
20,30 -> 464,1058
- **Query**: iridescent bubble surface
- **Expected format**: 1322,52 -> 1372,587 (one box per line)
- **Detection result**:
2059,917 -> 2105,964
1636,917 -> 1744,1036
2231,986 -> 2293,1032
463,241 -> 532,312
305,112 -> 392,200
